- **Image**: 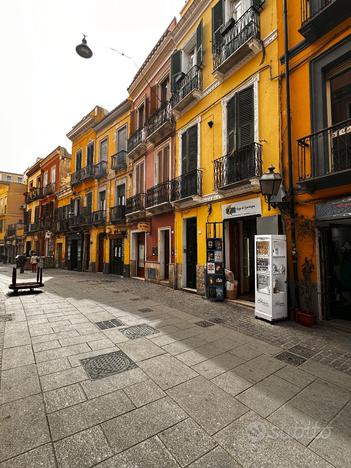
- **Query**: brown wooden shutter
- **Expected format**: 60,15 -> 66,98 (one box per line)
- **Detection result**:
130,109 -> 136,134
150,85 -> 157,114
212,0 -> 223,52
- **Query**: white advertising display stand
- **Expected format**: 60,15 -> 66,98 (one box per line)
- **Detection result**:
255,235 -> 288,322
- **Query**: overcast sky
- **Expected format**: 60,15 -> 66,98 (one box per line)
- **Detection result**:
0,0 -> 185,174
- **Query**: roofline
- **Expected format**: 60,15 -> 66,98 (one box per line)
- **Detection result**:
93,99 -> 131,133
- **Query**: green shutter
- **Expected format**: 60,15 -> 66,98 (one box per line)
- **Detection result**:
252,0 -> 265,11
227,95 -> 236,154
236,86 -> 254,149
196,20 -> 203,67
188,125 -> 198,172
181,131 -> 188,174
212,0 -> 223,52
171,50 -> 182,92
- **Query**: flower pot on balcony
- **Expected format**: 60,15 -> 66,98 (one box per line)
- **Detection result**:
295,309 -> 315,327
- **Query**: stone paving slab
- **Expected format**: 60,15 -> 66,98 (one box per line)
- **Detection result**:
0,364 -> 41,405
44,383 -> 87,413
0,444 -> 56,468
188,446 -> 241,468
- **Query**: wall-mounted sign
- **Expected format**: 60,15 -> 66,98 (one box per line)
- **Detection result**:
137,222 -> 151,233
222,197 -> 261,219
316,197 -> 351,221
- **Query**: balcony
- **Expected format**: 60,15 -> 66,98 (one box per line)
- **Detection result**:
213,7 -> 261,79
68,211 -> 92,228
299,0 -> 350,40
94,161 -> 107,179
7,225 -> 16,237
126,193 -> 145,217
26,223 -> 40,233
91,210 -> 106,225
170,169 -> 202,204
25,187 -> 43,203
146,104 -> 174,145
41,217 -> 55,231
127,129 -> 147,160
298,118 -> 351,192
170,66 -> 202,114
214,143 -> 263,192
43,183 -> 55,196
111,150 -> 127,172
145,181 -> 172,213
54,218 -> 69,233
110,205 -> 126,224
71,165 -> 95,186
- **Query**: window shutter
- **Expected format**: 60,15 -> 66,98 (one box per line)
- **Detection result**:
87,144 -> 94,166
171,50 -> 182,92
196,20 -> 203,67
150,85 -> 157,114
252,0 -> 265,11
145,97 -> 150,121
227,95 -> 236,153
130,109 -> 136,135
181,132 -> 188,174
236,86 -> 254,148
100,139 -> 108,162
212,0 -> 223,52
188,125 -> 198,172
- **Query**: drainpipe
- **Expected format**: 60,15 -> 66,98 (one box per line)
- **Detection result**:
283,0 -> 299,310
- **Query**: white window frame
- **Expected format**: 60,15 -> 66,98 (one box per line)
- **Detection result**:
178,117 -> 201,176
221,74 -> 259,155
99,138 -> 108,162
86,141 -> 95,166
43,171 -> 48,187
154,139 -> 172,185
98,187 -> 107,211
116,178 -> 127,206
51,166 -> 56,185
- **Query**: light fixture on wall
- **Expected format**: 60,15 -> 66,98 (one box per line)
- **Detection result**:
259,165 -> 282,211
208,120 -> 214,128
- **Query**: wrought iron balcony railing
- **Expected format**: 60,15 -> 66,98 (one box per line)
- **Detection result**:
146,181 -> 170,208
43,183 -> 55,196
68,211 -> 92,227
26,223 -> 40,233
82,164 -> 95,181
54,219 -> 69,233
126,193 -> 145,214
127,129 -> 144,153
25,187 -> 43,203
7,225 -> 16,237
300,0 -> 349,39
94,161 -> 107,179
213,7 -> 260,71
111,151 -> 127,171
147,104 -> 172,136
170,65 -> 201,109
92,210 -> 106,225
110,205 -> 126,223
170,169 -> 202,202
71,169 -> 83,185
214,142 -> 263,189
298,118 -> 351,187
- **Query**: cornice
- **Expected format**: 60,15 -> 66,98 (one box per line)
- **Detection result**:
93,100 -> 131,133
66,115 -> 95,141
173,0 -> 212,45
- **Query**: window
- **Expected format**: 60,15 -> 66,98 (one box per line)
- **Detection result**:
6,175 -> 11,182
17,177 -> 22,183
98,190 -> 106,211
326,62 -> 351,126
117,126 -> 127,153
135,161 -> 145,194
76,150 -> 82,171
116,183 -> 126,206
87,143 -> 94,166
181,124 -> 198,174
138,104 -> 145,129
43,171 -> 48,187
0,220 -> 3,232
160,77 -> 170,105
226,85 -> 255,153
156,144 -> 170,184
85,192 -> 92,213
100,139 -> 108,162
51,167 -> 56,185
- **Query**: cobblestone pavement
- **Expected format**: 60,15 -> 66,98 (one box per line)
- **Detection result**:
0,266 -> 350,467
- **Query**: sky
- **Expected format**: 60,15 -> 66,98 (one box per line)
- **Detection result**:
0,0 -> 185,174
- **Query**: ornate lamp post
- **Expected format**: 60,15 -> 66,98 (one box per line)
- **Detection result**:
259,165 -> 282,210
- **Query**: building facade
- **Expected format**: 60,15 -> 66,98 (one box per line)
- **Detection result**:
278,0 -> 351,320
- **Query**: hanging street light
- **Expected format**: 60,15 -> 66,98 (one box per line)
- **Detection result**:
259,165 -> 282,211
75,34 -> 93,59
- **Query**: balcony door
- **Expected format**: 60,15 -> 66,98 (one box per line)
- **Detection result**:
85,192 -> 92,214
87,143 -> 94,166
100,139 -> 108,162
116,183 -> 125,206
110,238 -> 124,275
117,126 -> 127,153
98,190 -> 106,212
186,217 -> 197,289
134,161 -> 145,195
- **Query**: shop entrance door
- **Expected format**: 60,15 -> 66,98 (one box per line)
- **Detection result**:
70,239 -> 78,270
186,218 -> 197,289
98,234 -> 104,272
110,238 -> 124,275
320,225 -> 351,320
56,243 -> 62,268
160,229 -> 170,280
136,233 -> 145,278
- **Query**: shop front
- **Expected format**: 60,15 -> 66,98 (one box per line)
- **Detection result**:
316,197 -> 351,321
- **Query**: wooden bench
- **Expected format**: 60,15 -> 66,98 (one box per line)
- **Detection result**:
9,267 -> 44,293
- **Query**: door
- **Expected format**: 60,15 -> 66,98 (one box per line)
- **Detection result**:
70,239 -> 78,270
98,234 -> 104,272
186,218 -> 197,289
242,218 -> 256,300
110,238 -> 124,275
160,229 -> 170,280
84,234 -> 90,271
136,233 -> 145,277
117,126 -> 127,153
56,243 -> 62,268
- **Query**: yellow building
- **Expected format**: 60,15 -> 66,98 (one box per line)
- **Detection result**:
170,0 -> 281,303
277,0 -> 351,321
24,159 -> 43,256
54,174 -> 73,268
66,106 -> 108,271
93,100 -> 131,275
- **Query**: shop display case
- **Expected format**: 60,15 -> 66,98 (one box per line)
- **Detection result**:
255,235 -> 287,321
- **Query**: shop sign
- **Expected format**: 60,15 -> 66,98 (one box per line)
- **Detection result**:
315,197 -> 351,221
137,222 -> 151,232
45,231 -> 52,239
222,198 -> 261,219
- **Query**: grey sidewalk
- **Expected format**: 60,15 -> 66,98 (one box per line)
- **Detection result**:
0,267 -> 350,467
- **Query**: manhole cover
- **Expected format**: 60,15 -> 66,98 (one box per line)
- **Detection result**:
0,315 -> 13,322
129,298 -> 141,301
138,308 -> 153,313
120,324 -> 159,340
209,317 -> 225,324
195,320 -> 215,328
80,351 -> 137,380
275,351 -> 306,367
95,319 -> 124,330
288,345 -> 317,359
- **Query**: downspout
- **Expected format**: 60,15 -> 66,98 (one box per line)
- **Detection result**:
283,0 -> 299,310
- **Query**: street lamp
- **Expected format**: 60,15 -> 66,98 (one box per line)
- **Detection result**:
76,35 -> 93,59
259,165 -> 282,211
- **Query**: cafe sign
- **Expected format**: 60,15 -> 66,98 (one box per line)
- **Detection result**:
137,222 -> 151,232
222,197 -> 262,219
316,197 -> 351,221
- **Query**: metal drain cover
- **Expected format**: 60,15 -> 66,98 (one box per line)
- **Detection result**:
0,315 -> 13,322
138,308 -> 153,313
209,317 -> 225,324
288,345 -> 317,359
95,319 -> 124,330
275,351 -> 306,367
120,324 -> 159,340
195,320 -> 215,328
80,351 -> 137,380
